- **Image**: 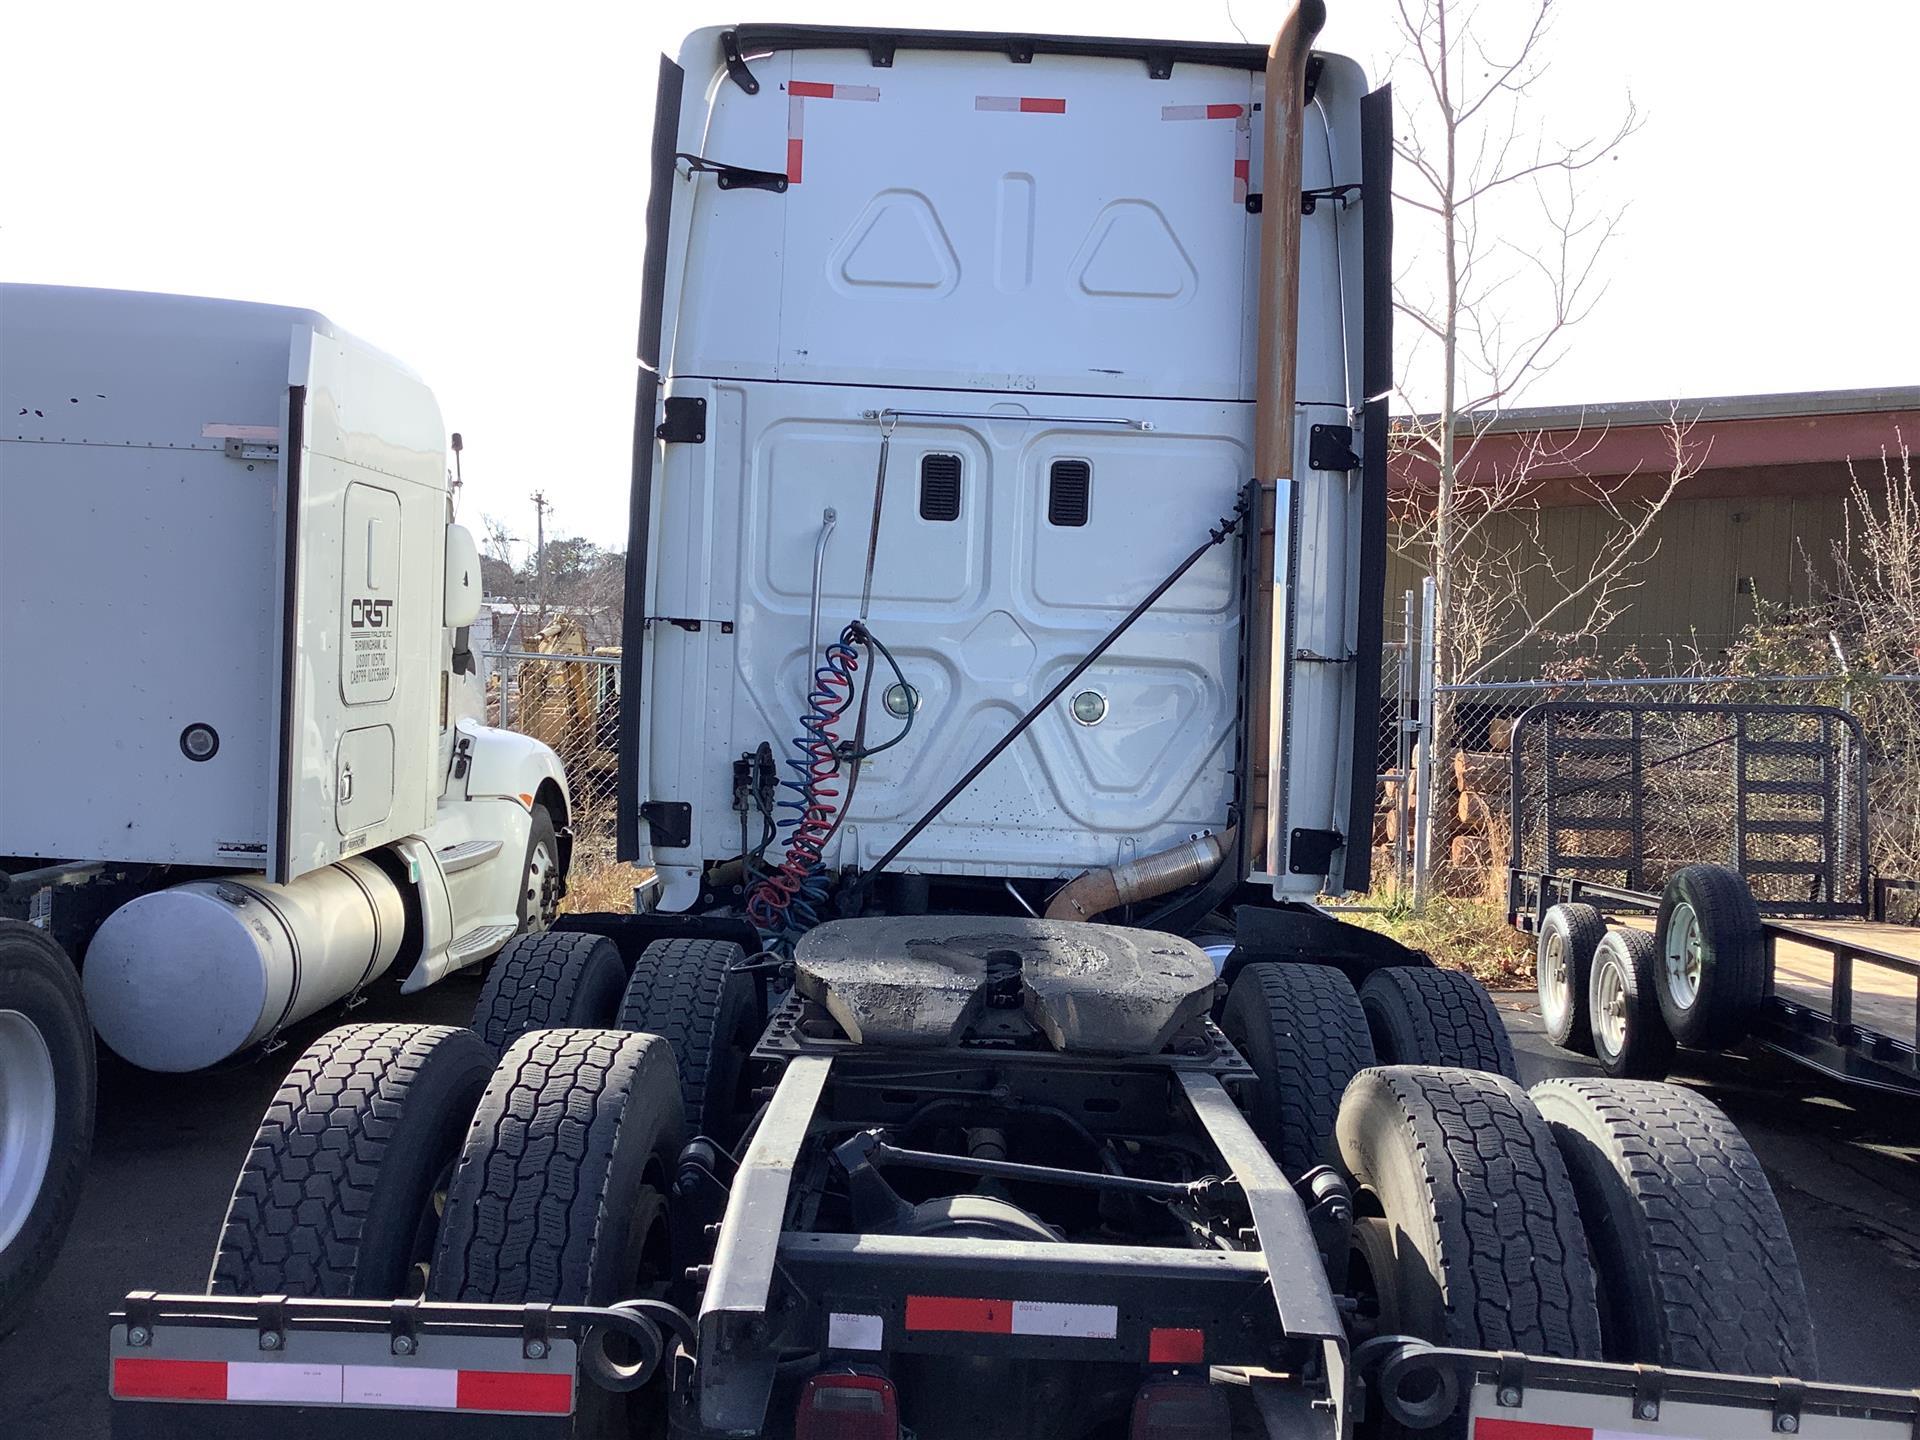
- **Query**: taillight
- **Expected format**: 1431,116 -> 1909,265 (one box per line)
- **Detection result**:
1129,1380 -> 1230,1440
794,1372 -> 900,1440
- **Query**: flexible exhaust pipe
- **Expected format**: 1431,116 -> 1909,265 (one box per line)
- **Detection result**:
1045,826 -> 1239,924
1245,0 -> 1327,871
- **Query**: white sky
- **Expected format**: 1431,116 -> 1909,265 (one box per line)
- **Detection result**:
5,2 -> 1915,547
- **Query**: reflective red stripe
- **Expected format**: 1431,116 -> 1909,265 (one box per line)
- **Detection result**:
790,80 -> 835,98
787,137 -> 804,184
456,1369 -> 572,1415
905,1296 -> 1012,1333
1206,103 -> 1243,119
1019,97 -> 1066,114
1147,1327 -> 1206,1364
1475,1421 -> 1593,1440
114,1357 -> 228,1401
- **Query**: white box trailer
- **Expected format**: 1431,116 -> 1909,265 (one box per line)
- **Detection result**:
0,284 -> 571,1073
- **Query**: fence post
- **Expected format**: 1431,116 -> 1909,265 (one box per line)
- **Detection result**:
1395,588 -> 1415,896
1412,576 -> 1438,910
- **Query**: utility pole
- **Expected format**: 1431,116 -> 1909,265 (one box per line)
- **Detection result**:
530,490 -> 550,617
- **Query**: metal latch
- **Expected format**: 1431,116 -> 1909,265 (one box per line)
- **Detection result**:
223,437 -> 280,462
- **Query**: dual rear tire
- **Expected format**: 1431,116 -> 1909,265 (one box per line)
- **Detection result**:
1336,1066 -> 1815,1386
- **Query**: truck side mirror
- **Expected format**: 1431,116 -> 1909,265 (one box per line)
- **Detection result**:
444,523 -> 483,628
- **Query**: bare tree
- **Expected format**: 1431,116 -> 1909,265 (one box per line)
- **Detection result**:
1389,0 -> 1666,691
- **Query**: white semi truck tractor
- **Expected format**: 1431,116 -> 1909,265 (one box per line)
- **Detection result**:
0,284 -> 570,1319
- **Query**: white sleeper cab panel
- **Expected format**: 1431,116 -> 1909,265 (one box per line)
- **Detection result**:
0,285 -> 449,882
641,30 -> 1374,896
0,286 -> 309,867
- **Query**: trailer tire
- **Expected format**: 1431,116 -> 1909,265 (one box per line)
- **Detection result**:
1358,967 -> 1517,1078
0,921 -> 94,1336
1652,864 -> 1765,1050
1220,963 -> 1376,1175
617,938 -> 757,1143
1536,903 -> 1607,1053
430,1028 -> 684,1307
1335,1066 -> 1602,1360
210,1023 -> 494,1298
1531,1078 -> 1817,1376
1587,930 -> 1675,1080
517,803 -> 562,934
470,930 -> 627,1055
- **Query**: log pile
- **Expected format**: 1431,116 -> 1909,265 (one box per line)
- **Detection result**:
1448,740 -> 1512,871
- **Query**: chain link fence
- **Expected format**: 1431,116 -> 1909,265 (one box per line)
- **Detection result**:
483,648 -> 633,906
1361,577 -> 1920,911
480,618 -> 1919,921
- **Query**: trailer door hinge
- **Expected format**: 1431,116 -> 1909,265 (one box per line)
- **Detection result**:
223,437 -> 280,462
1288,827 -> 1344,876
1308,423 -> 1359,472
677,151 -> 788,193
642,801 -> 693,850
656,396 -> 707,444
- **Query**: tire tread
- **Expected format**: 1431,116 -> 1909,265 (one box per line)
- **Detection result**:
1341,1065 -> 1602,1357
1222,963 -> 1375,1174
470,931 -> 623,1054
209,1023 -> 488,1296
1531,1077 -> 1816,1375
1360,966 -> 1518,1077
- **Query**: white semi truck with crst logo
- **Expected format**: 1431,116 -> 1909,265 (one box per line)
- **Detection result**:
0,284 -> 571,1320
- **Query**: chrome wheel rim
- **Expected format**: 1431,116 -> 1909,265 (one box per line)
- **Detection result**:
1539,930 -> 1572,1032
1662,901 -> 1703,1011
524,839 -> 558,933
1595,955 -> 1629,1058
0,1009 -> 59,1253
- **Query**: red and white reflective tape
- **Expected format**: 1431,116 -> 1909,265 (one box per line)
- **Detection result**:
785,80 -> 880,184
1476,1419 -> 1709,1440
112,1357 -> 572,1416
904,1295 -> 1117,1338
975,95 -> 1067,114
1162,102 -> 1252,203
1161,103 -> 1245,121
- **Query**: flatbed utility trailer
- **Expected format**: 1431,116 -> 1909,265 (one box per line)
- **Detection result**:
1507,700 -> 1920,1095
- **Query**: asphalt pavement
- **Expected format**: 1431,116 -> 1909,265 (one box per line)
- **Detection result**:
1,981 -> 1915,1436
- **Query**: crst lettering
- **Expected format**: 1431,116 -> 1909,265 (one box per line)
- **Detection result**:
350,598 -> 393,629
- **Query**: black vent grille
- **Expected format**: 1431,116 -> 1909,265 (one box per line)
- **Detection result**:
1048,459 -> 1091,526
919,453 -> 962,521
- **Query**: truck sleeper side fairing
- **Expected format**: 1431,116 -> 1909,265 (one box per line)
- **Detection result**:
0,285 -> 568,1069
623,28 -> 1387,911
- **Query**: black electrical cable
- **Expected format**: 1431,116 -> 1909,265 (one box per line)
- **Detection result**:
854,494 -> 1251,891
845,624 -> 913,761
